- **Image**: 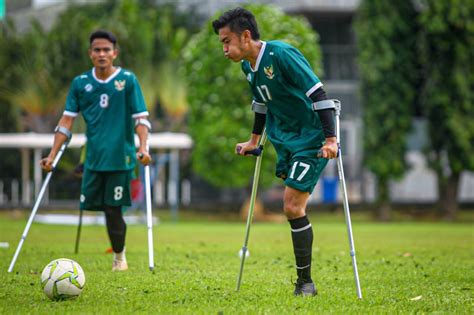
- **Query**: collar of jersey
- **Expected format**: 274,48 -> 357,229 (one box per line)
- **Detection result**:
250,41 -> 266,73
92,67 -> 122,84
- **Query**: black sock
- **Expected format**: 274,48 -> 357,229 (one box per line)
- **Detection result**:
289,215 -> 313,283
104,206 -> 126,253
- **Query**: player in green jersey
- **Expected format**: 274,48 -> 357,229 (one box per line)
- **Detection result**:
40,30 -> 152,271
213,8 -> 338,296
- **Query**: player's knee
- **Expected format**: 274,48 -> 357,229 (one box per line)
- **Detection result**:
283,202 -> 304,219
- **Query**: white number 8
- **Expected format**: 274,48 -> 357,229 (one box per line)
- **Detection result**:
100,94 -> 109,108
114,186 -> 123,200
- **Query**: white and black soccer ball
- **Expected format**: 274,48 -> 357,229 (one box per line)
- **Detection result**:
40,258 -> 85,300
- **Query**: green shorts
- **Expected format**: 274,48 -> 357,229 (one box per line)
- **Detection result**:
80,169 -> 132,211
275,150 -> 328,193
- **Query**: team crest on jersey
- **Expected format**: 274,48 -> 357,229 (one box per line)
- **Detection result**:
264,65 -> 274,79
84,84 -> 93,92
114,80 -> 126,91
247,73 -> 252,82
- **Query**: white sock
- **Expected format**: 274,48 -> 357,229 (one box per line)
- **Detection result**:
114,247 -> 126,262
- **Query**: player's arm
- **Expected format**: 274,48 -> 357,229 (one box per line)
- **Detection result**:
127,73 -> 152,165
309,88 -> 338,159
276,47 -> 337,159
40,115 -> 75,172
135,116 -> 152,165
236,101 -> 266,155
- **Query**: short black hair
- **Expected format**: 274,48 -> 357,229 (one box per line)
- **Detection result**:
212,7 -> 260,40
89,30 -> 117,47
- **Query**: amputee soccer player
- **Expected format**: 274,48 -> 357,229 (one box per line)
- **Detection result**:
40,30 -> 152,271
213,8 -> 338,296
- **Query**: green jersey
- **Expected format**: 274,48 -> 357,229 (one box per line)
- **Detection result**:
64,67 -> 148,171
241,41 -> 324,156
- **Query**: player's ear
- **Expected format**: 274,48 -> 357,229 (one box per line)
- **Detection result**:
241,30 -> 252,43
112,47 -> 119,60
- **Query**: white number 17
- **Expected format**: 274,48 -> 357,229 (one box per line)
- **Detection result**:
289,162 -> 310,181
256,85 -> 272,102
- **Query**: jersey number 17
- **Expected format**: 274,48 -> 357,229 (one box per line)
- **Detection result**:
256,85 -> 272,102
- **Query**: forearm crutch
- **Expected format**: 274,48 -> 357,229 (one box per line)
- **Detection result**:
141,139 -> 154,271
315,99 -> 362,299
8,141 -> 69,273
74,208 -> 83,254
334,100 -> 362,299
236,128 -> 267,291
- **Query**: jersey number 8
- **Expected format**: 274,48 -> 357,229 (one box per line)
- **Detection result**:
100,94 -> 109,108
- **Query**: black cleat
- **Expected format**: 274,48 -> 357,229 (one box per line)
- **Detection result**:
294,279 -> 317,296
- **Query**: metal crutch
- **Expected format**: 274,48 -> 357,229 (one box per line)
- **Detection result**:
236,128 -> 267,291
140,138 -> 154,271
8,141 -> 69,273
333,100 -> 362,299
74,208 -> 83,254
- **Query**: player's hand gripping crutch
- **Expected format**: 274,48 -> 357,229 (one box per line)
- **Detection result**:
317,99 -> 362,299
8,141 -> 69,273
139,139 -> 154,271
236,128 -> 267,291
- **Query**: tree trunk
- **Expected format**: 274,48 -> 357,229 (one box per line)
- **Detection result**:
438,172 -> 460,221
377,178 -> 391,221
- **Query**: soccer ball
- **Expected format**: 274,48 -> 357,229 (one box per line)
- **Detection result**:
40,258 -> 85,300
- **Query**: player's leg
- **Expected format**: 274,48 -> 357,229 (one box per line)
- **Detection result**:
104,206 -> 127,271
283,155 -> 328,296
104,170 -> 132,271
284,186 -> 316,296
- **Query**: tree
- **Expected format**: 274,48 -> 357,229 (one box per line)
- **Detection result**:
0,19 -> 22,181
42,0 -> 199,132
354,1 -> 419,220
1,22 -> 65,132
183,4 -> 322,189
418,0 -> 474,219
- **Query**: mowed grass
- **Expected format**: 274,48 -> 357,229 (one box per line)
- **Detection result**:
0,211 -> 473,314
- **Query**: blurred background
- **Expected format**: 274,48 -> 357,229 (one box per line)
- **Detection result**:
0,0 -> 472,221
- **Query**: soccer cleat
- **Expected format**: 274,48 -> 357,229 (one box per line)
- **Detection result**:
112,259 -> 128,271
294,279 -> 317,296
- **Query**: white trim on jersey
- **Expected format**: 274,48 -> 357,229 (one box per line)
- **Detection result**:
63,111 -> 79,117
132,111 -> 149,118
250,41 -> 267,73
305,82 -> 323,98
92,67 -> 122,84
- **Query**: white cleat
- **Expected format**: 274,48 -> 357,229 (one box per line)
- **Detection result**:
112,259 -> 128,271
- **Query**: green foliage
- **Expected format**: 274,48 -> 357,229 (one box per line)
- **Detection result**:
0,214 -> 472,313
0,20 -> 21,132
0,0 -> 198,133
418,0 -> 474,176
0,21 -> 65,132
355,1 -> 418,201
183,4 -> 322,188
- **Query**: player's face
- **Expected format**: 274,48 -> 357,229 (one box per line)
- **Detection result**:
218,26 -> 250,62
89,39 -> 118,70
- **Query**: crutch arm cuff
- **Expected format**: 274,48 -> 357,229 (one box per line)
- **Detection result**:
54,126 -> 72,142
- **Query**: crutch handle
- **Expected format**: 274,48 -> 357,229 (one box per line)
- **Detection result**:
237,145 -> 264,156
317,145 -> 340,159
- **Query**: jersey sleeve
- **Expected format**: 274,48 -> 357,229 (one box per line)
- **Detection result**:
275,46 -> 323,98
127,74 -> 148,118
64,78 -> 80,117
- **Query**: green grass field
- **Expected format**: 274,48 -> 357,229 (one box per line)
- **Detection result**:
0,211 -> 473,314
